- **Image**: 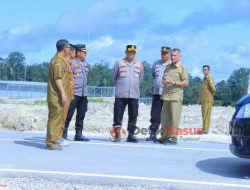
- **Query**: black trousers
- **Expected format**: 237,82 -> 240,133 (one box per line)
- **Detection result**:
113,98 -> 139,132
64,95 -> 88,137
149,94 -> 163,132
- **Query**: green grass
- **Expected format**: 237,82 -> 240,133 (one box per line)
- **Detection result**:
88,97 -> 107,103
0,97 -> 110,105
31,98 -> 108,105
32,99 -> 47,105
30,98 -> 108,105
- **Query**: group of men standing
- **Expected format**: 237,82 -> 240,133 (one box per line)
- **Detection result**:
46,39 -> 89,150
46,39 -> 216,150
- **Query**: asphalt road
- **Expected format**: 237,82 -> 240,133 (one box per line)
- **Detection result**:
1,131 -> 250,190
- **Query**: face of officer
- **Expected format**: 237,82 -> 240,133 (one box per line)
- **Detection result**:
77,51 -> 87,61
63,46 -> 71,58
203,66 -> 210,76
125,51 -> 136,62
161,51 -> 170,63
69,48 -> 76,59
171,50 -> 181,65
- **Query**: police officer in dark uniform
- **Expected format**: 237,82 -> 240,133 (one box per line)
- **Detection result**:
63,44 -> 90,141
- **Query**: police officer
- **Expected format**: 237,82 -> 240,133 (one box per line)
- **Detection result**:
112,45 -> 144,143
46,39 -> 71,150
146,46 -> 171,142
158,48 -> 188,145
198,65 -> 216,134
63,44 -> 90,142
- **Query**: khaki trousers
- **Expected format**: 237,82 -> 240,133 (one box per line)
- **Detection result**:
61,101 -> 70,137
46,101 -> 64,146
201,102 -> 212,133
160,100 -> 182,141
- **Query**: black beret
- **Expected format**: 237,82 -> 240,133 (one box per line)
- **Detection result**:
126,45 -> 137,52
161,46 -> 171,53
69,44 -> 76,50
75,44 -> 88,52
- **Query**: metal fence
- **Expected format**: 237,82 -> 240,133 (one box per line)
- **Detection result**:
0,81 -> 152,104
0,81 -> 47,99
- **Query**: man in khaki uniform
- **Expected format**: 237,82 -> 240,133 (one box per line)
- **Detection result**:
46,39 -> 71,150
198,65 -> 216,134
158,48 -> 188,145
56,44 -> 76,147
146,46 -> 171,142
64,44 -> 76,120
66,44 -> 76,101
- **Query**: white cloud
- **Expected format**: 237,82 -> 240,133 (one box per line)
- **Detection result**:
191,67 -> 202,77
9,22 -> 31,36
89,36 -> 115,51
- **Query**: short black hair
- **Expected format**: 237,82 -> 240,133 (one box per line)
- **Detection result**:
203,65 -> 210,70
56,39 -> 69,52
171,48 -> 181,53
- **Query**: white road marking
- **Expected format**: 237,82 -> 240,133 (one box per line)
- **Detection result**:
0,138 -> 229,152
0,168 -> 249,189
82,142 -> 229,152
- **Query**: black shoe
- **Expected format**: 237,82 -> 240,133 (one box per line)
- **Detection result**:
74,135 -> 90,141
157,138 -> 165,144
146,132 -> 157,141
162,139 -> 177,145
196,129 -> 204,135
62,130 -> 68,140
127,134 -> 138,143
47,144 -> 62,151
153,139 -> 160,143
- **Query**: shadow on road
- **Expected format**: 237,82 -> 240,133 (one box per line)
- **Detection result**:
196,157 -> 250,179
14,137 -> 46,149
90,137 -> 111,142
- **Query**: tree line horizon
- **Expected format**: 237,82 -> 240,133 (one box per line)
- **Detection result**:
0,52 -> 249,106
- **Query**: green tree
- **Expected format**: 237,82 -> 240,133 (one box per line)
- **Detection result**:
5,52 -> 26,81
214,80 -> 232,106
0,57 -> 8,80
140,61 -> 153,97
227,68 -> 250,103
183,75 -> 202,105
26,62 -> 49,82
88,61 -> 113,86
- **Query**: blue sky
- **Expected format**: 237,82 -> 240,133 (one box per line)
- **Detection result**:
0,0 -> 250,81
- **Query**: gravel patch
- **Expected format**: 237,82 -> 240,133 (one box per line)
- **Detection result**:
0,177 -> 181,190
0,98 -> 235,143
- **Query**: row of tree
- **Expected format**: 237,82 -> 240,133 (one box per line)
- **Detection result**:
0,52 -> 249,106
183,68 -> 250,106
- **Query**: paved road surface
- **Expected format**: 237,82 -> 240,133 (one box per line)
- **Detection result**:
1,131 -> 250,190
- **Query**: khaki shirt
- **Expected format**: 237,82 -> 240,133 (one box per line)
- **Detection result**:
47,53 -> 70,102
161,62 -> 188,101
65,58 -> 75,101
199,74 -> 216,103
